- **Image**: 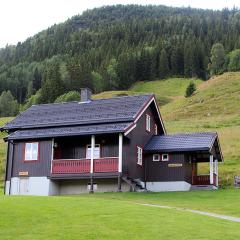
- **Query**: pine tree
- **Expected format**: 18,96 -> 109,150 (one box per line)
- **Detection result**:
185,82 -> 196,98
170,46 -> 184,76
159,49 -> 169,79
33,67 -> 42,92
41,63 -> 65,103
208,43 -> 226,75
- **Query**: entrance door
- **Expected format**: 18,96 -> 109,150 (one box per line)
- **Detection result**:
192,163 -> 197,184
19,178 -> 29,195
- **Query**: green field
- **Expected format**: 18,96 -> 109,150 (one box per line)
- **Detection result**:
0,190 -> 240,240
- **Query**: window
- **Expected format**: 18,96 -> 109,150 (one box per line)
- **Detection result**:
154,124 -> 158,135
137,146 -> 143,166
153,154 -> 160,161
146,114 -> 151,132
86,144 -> 100,159
24,142 -> 39,161
162,154 -> 169,161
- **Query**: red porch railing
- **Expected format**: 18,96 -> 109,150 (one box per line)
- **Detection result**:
193,175 -> 210,185
52,157 -> 119,174
193,174 -> 217,186
52,159 -> 90,174
94,157 -> 118,173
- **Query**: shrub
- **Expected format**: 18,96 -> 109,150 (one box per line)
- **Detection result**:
0,91 -> 19,117
54,91 -> 80,103
185,82 -> 196,98
228,49 -> 240,71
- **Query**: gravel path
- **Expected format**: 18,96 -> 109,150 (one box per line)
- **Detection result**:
138,203 -> 240,223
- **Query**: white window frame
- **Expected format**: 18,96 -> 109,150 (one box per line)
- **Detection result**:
86,144 -> 100,159
24,142 -> 39,161
137,146 -> 143,166
162,154 -> 169,162
153,154 -> 160,161
154,124 -> 158,135
146,114 -> 151,132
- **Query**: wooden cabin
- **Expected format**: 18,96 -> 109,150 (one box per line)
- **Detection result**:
1,89 -> 223,195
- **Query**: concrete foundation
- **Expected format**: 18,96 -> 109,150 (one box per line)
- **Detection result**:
59,178 -> 131,195
7,177 -> 59,196
5,177 -> 131,196
146,181 -> 191,192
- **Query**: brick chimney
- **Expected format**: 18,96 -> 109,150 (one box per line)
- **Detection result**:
80,88 -> 92,102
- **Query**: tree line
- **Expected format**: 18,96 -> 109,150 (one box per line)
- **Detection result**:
0,5 -> 240,116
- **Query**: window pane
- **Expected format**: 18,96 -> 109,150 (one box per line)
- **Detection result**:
137,146 -> 142,165
86,146 -> 91,159
32,143 -> 38,159
94,146 -> 100,158
86,145 -> 100,159
162,154 -> 169,161
25,143 -> 38,161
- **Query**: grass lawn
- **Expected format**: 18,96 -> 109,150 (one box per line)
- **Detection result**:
0,190 -> 240,240
90,189 -> 240,218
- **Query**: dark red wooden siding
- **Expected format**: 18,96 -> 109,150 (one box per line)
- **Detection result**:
145,153 -> 192,183
122,102 -> 164,181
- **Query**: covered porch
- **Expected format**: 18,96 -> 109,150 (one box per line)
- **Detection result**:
191,154 -> 219,188
50,133 -> 124,191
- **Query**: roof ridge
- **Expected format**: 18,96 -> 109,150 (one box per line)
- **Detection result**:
30,93 -> 154,107
164,132 -> 217,136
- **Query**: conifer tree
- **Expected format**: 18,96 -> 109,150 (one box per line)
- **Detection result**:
208,43 -> 226,75
159,49 -> 169,79
185,82 -> 196,98
41,63 -> 65,103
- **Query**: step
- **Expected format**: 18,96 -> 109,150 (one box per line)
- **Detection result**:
191,185 -> 217,191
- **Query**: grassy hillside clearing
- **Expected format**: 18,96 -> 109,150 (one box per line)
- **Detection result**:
0,190 -> 240,240
94,77 -> 202,106
161,73 -> 240,186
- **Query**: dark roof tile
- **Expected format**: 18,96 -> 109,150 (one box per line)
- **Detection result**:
144,132 -> 217,152
7,122 -> 132,140
3,94 -> 153,130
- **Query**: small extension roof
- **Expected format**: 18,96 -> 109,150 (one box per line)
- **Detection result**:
144,132 -> 223,161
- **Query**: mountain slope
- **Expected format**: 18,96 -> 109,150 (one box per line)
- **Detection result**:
0,5 -> 240,105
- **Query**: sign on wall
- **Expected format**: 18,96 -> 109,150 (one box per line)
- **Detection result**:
168,163 -> 183,168
19,171 -> 29,176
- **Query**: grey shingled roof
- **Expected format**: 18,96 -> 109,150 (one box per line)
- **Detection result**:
7,122 -> 132,140
3,94 -> 153,130
144,132 -> 217,152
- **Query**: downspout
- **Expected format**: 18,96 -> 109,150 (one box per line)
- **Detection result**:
4,141 -> 10,194
144,155 -> 147,190
8,140 -> 15,195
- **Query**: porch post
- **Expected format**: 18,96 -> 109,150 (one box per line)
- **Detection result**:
90,135 -> 95,193
214,159 -> 218,187
50,138 -> 54,173
209,155 -> 214,185
118,133 -> 123,192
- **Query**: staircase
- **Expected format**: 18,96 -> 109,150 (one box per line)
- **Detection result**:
122,176 -> 146,192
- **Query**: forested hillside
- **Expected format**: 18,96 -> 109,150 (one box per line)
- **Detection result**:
0,5 -> 240,114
